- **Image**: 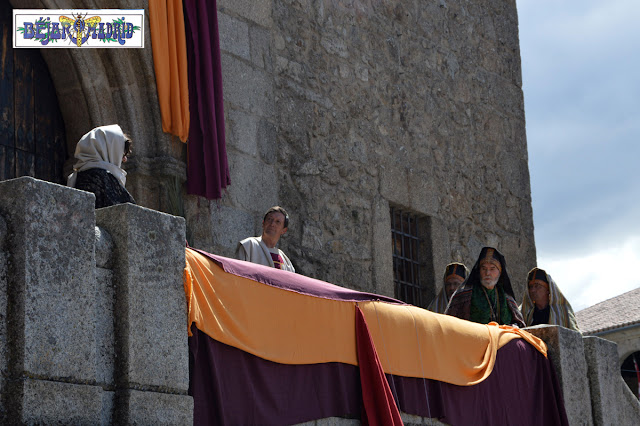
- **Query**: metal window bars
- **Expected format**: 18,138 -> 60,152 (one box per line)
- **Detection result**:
391,207 -> 423,306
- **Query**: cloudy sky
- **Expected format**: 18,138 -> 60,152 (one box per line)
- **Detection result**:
516,0 -> 640,311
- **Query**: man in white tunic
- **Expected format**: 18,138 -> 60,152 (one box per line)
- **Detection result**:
236,206 -> 295,272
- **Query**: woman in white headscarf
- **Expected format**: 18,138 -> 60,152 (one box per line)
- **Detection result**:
67,124 -> 136,208
520,267 -> 580,332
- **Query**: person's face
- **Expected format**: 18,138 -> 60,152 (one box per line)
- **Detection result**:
528,279 -> 550,309
479,262 -> 500,289
122,144 -> 131,163
444,275 -> 464,299
262,212 -> 287,239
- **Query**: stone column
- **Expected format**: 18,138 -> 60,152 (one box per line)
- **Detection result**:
95,203 -> 192,424
371,196 -> 394,297
0,177 -> 103,424
526,325 -> 594,425
583,336 -> 624,425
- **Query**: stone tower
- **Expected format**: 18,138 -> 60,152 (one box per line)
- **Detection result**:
3,0 -> 535,307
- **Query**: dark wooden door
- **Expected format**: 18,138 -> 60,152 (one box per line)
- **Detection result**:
0,1 -> 67,184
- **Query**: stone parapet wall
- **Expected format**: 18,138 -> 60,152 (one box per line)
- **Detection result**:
0,177 -> 191,424
1,177 -> 638,424
527,326 -> 640,426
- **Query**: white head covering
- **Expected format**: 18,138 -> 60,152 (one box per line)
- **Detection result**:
67,124 -> 128,188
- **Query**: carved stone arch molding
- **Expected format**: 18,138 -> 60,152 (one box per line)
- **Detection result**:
620,349 -> 640,400
10,0 -> 187,211
620,347 -> 640,366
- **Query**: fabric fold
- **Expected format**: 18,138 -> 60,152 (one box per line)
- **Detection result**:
188,326 -> 568,425
183,0 -> 230,199
355,305 -> 403,426
149,0 -> 190,142
184,248 -> 547,386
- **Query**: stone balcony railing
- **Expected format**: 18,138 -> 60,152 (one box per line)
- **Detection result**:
0,177 -> 638,425
0,177 -> 190,424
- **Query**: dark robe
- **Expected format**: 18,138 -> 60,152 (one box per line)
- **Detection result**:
531,305 -> 551,326
75,168 -> 136,209
445,247 -> 525,328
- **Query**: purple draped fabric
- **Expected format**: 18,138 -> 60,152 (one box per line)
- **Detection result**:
183,0 -> 230,199
355,306 -> 403,425
189,326 -> 568,426
189,325 -> 362,425
192,249 -> 405,304
390,339 -> 568,425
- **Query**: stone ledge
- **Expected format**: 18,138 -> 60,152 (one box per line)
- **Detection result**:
117,389 -> 193,425
95,226 -> 114,269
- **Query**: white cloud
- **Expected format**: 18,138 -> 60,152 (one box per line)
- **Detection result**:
538,236 -> 640,311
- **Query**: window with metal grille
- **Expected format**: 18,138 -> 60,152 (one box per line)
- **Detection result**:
391,207 -> 424,306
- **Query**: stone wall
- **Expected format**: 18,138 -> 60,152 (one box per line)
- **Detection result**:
593,326 -> 640,365
9,0 -> 535,307
184,0 -> 536,305
8,0 -> 186,214
588,326 -> 640,402
0,177 -> 191,424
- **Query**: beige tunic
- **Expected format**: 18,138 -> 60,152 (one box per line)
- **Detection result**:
236,236 -> 295,273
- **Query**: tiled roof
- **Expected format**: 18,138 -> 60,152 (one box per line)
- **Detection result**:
576,287 -> 640,334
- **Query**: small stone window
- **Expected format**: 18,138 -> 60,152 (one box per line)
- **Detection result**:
391,206 -> 430,307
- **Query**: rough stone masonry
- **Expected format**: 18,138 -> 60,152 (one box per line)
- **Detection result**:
183,0 -> 535,307
12,0 -> 535,307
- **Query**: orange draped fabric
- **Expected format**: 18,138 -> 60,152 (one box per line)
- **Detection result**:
184,248 -> 547,386
149,0 -> 190,142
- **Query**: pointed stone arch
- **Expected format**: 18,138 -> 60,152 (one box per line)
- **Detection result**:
8,0 -> 186,211
621,351 -> 640,400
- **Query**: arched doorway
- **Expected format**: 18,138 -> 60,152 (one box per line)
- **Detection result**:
0,1 -> 67,184
621,351 -> 640,400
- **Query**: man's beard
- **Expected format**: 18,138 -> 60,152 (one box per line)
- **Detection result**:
481,277 -> 499,289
